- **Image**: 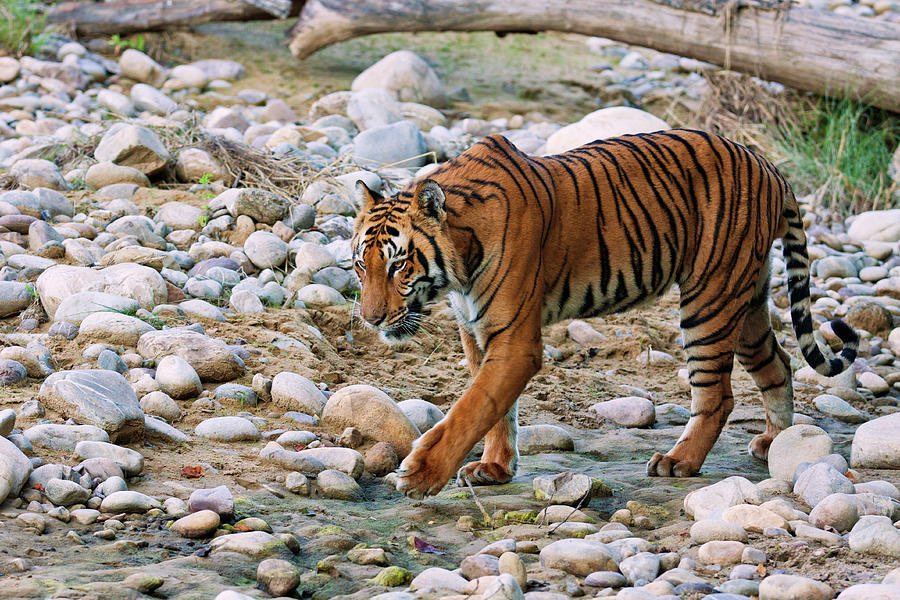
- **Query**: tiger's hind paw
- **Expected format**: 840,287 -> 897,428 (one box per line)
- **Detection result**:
456,461 -> 514,487
646,452 -> 701,478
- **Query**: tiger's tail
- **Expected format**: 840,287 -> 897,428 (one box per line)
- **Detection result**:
780,195 -> 859,376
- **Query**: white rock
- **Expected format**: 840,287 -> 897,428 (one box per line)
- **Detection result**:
79,311 -> 155,346
539,539 -> 618,576
352,50 -> 448,107
589,397 -> 655,428
767,425 -> 834,481
321,384 -> 420,457
0,436 -> 32,505
36,263 -> 166,319
847,209 -> 900,242
851,413 -> 900,469
195,416 -> 260,442
271,371 -> 326,415
155,355 -> 202,399
848,515 -> 900,557
396,398 -> 444,433
545,107 -> 670,155
244,231 -> 288,269
683,476 -> 763,520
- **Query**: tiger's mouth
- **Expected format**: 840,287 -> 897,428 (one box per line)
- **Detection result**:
380,313 -> 422,343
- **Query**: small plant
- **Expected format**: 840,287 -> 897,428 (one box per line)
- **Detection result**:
197,215 -> 210,228
0,0 -> 46,57
108,33 -> 146,55
198,173 -> 213,185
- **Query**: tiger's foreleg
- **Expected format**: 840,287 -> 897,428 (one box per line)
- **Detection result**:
396,331 -> 541,498
455,328 -> 520,486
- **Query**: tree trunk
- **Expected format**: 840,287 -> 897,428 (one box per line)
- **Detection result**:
286,0 -> 900,113
46,0 -> 306,37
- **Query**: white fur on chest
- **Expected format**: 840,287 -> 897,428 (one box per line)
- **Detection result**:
448,291 -> 480,333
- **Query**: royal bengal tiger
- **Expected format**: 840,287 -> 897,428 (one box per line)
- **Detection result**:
351,129 -> 858,499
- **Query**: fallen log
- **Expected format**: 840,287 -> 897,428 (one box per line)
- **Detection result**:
46,0 -> 305,37
286,0 -> 900,113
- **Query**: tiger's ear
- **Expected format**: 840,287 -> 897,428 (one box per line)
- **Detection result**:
355,180 -> 380,215
411,179 -> 446,222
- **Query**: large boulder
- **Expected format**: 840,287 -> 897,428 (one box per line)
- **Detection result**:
851,413 -> 900,469
119,49 -> 166,86
0,436 -> 32,505
137,329 -> 244,382
353,120 -> 427,168
78,312 -> 156,346
271,372 -> 326,415
544,107 -> 670,155
321,385 -> 421,458
36,264 -> 167,320
38,370 -> 145,442
847,209 -> 900,243
352,50 -> 448,107
54,292 -> 141,325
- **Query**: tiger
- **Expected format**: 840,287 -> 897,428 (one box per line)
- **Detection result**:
350,129 -> 858,499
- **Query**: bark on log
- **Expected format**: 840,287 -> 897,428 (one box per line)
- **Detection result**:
46,0 -> 305,37
286,0 -> 900,112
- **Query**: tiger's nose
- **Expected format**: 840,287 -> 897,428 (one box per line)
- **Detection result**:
364,314 -> 385,326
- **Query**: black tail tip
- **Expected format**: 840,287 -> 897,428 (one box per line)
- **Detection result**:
830,319 -> 860,346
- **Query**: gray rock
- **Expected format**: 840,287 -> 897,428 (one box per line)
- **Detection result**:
836,584 -> 900,600
130,83 -> 176,115
194,416 -> 260,442
539,539 -> 618,576
0,281 -> 35,317
794,462 -> 855,508
36,263 -> 166,318
97,349 -> 128,374
144,415 -> 190,443
813,394 -> 867,423
353,120 -> 428,168
10,159 -> 68,191
188,485 -> 234,518
690,518 -> 749,543
851,413 -> 900,469
0,408 -> 15,436
271,371 -> 326,415
296,283 -> 345,306
351,50 -> 448,107
218,188 -> 288,225
589,397 -> 655,428
179,298 -> 225,321
172,509 -> 220,538
77,457 -> 124,482
75,440 -> 144,476
259,442 -> 325,475
94,125 -> 173,176
54,292 -> 140,325
618,552 -> 659,585
758,575 -> 833,600
139,391 -> 181,422
38,370 -> 144,442
137,329 -> 244,382
44,478 -> 90,506
284,472 -> 310,494
316,468 -> 362,500
684,476 -> 763,520
155,355 -> 202,399
848,515 -> 900,557
257,558 -> 302,596
23,423 -> 109,451
244,230 -> 288,269
518,424 -> 574,454
299,447 -> 364,478
96,475 -> 128,496
97,89 -> 135,117
0,359 -> 27,386
230,289 -> 265,313
409,568 -> 469,593
396,398 -> 444,433
768,425 -> 834,481
584,571 -> 627,587
0,436 -> 32,504
119,49 -> 166,86
209,531 -> 292,560
100,490 -> 161,513
322,384 -> 420,458
533,472 -> 596,506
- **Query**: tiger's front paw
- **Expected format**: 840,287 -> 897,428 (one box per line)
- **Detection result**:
646,451 -> 701,478
456,461 -> 514,486
395,425 -> 459,499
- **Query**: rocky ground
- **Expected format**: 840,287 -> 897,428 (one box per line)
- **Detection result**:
1,7 -> 900,600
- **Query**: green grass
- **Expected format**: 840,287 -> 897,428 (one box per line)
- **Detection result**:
774,95 -> 900,214
0,0 -> 46,57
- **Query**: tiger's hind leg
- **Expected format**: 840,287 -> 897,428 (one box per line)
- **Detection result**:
735,267 -> 794,461
454,327 -> 519,486
647,286 -> 751,477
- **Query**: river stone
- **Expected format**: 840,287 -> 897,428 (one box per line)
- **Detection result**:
794,462 -> 855,507
836,584 -> 900,600
44,478 -> 91,506
409,567 -> 469,593
352,50 -> 448,107
795,522 -> 844,546
533,472 -> 597,506
75,440 -> 144,475
188,485 -> 234,518
77,457 -> 124,482
100,490 -> 161,513
219,187 -> 288,224
259,442 -> 325,475
848,515 -> 900,557
0,408 -> 15,436
36,263 -> 167,318
0,436 -> 31,504
697,541 -> 745,566
257,558 -> 302,596
545,107 -> 670,154
365,441 -> 399,476
23,423 -> 109,451
690,518 -> 749,543
139,391 -> 181,422
722,504 -> 789,533
539,539 -> 618,576
768,425 -> 834,481
79,312 -> 155,346
54,292 -> 140,326
10,159 -> 68,191
298,447 -> 364,479
322,384 -> 420,458
683,476 -> 763,520
813,394 -> 867,424
759,574 -> 834,600
296,283 -> 346,306
851,413 -> 900,469
85,162 -> 150,190
0,281 -> 34,317
209,531 -> 293,560
94,125 -> 173,176
271,371 -> 326,415
172,509 -> 220,538
518,424 -> 574,454
154,201 -> 206,231
137,329 -> 244,382
353,120 -> 427,168
396,399 -> 444,433
39,370 -> 144,442
589,397 -> 655,428
131,82 -> 176,114
195,416 -> 260,442
119,48 -> 166,86
244,230 -> 288,269
847,209 -> 900,243
316,468 -> 363,500
0,359 -> 27,386
155,355 -> 202,399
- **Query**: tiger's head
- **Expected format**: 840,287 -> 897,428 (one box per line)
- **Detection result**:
351,179 -> 460,344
